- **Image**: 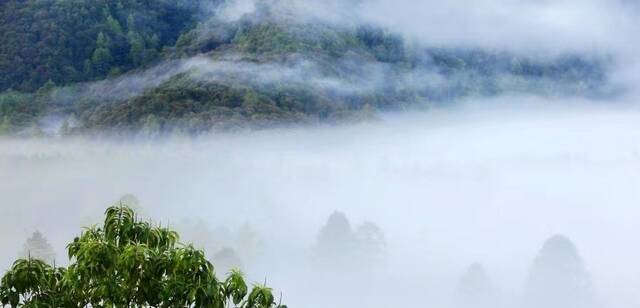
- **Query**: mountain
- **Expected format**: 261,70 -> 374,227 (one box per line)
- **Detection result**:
0,0 -> 609,136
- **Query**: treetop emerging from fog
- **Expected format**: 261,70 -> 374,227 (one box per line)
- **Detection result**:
0,204 -> 287,308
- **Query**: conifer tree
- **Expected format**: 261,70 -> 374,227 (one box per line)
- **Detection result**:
19,231 -> 55,265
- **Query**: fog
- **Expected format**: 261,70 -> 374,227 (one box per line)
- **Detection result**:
211,0 -> 640,99
359,0 -> 638,55
218,0 -> 639,55
2,98 -> 640,307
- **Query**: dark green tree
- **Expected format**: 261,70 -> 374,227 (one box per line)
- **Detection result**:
128,31 -> 146,66
105,11 -> 123,35
91,32 -> 113,76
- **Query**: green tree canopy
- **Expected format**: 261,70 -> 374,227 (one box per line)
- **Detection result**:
0,204 -> 287,308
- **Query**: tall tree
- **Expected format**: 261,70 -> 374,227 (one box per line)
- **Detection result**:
104,11 -> 123,35
454,262 -> 496,308
314,211 -> 355,268
128,31 -> 146,66
354,221 -> 386,266
91,32 -> 113,76
524,234 -> 599,308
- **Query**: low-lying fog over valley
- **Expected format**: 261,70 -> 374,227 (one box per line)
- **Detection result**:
2,101 -> 640,307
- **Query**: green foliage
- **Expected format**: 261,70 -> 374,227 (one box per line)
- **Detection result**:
0,204 -> 286,307
246,285 -> 276,308
128,31 -> 146,66
233,24 -> 305,55
0,0 -> 200,91
105,11 -> 123,35
228,22 -> 396,59
0,258 -> 69,307
91,48 -> 113,76
0,92 -> 42,131
80,75 -> 359,134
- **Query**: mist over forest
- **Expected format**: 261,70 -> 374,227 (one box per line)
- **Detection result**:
1,0 -> 640,307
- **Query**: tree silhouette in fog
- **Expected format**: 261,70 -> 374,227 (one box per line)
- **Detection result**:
176,220 -> 262,272
454,262 -> 496,308
314,211 -> 355,268
214,247 -> 245,274
355,221 -> 387,266
19,231 -> 55,265
524,234 -> 599,308
314,211 -> 386,270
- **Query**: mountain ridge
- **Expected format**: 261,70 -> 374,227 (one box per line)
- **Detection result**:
0,0 -> 610,136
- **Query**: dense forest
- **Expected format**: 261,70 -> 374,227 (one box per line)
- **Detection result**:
0,0 -> 201,91
0,0 -> 609,136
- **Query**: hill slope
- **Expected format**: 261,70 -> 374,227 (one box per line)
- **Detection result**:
0,0 -> 609,136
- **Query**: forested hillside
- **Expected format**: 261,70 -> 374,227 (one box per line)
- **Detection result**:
0,0 -> 609,136
0,0 -> 201,92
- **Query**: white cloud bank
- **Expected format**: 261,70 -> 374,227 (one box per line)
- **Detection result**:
217,0 -> 639,56
1,99 -> 640,307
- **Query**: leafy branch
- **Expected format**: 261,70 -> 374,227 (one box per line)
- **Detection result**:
0,204 -> 287,308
